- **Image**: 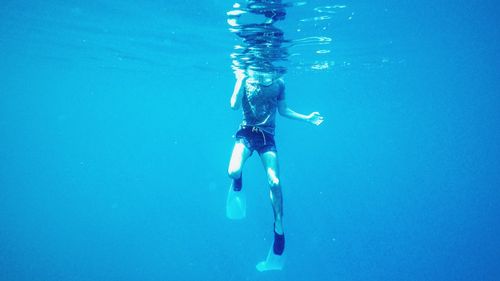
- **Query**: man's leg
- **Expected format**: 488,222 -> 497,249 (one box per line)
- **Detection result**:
260,150 -> 285,255
228,142 -> 252,189
226,142 -> 252,219
260,150 -> 283,232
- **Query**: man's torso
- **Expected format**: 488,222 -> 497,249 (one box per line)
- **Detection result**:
241,78 -> 285,135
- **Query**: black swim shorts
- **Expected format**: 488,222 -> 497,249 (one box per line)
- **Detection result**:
235,126 -> 277,155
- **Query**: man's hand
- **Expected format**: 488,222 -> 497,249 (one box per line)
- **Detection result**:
234,69 -> 246,80
307,112 -> 324,126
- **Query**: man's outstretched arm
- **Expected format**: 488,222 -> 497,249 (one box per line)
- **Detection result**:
278,99 -> 324,126
230,73 -> 247,110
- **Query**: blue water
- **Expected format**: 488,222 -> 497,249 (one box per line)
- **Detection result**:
1,1 -> 499,280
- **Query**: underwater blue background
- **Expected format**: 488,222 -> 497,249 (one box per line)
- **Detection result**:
1,0 -> 499,280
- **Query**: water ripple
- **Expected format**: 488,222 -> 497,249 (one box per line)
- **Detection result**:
228,1 -> 348,74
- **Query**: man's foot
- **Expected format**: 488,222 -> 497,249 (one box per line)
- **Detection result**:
273,223 -> 285,255
232,175 -> 242,191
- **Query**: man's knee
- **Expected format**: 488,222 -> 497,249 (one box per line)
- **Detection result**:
268,177 -> 280,189
265,167 -> 280,188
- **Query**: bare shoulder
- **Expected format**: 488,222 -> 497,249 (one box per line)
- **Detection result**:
276,77 -> 285,92
274,78 -> 285,89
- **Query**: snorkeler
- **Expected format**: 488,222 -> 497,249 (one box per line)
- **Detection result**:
226,67 -> 323,269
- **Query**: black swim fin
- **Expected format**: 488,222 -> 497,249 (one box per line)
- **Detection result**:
273,226 -> 285,255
